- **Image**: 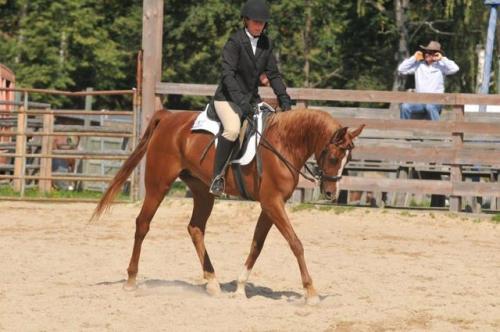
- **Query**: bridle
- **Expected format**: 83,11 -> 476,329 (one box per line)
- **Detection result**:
309,136 -> 353,183
313,148 -> 346,182
257,124 -> 352,184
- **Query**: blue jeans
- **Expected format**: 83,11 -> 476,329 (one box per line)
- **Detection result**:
400,103 -> 442,121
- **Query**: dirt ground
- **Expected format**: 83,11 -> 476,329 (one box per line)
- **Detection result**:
0,199 -> 499,331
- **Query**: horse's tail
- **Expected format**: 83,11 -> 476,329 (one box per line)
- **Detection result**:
91,110 -> 168,221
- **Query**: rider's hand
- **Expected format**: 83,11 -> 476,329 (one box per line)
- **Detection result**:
281,103 -> 292,112
240,101 -> 253,116
414,51 -> 424,61
433,52 -> 443,61
279,95 -> 292,112
259,73 -> 270,86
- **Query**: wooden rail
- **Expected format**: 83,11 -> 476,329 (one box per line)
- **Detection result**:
0,87 -> 135,96
0,89 -> 139,200
156,82 -> 500,105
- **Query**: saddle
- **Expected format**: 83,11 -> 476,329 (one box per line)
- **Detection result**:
192,102 -> 276,199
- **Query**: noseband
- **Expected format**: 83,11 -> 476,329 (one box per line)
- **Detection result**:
313,148 -> 346,182
311,131 -> 354,183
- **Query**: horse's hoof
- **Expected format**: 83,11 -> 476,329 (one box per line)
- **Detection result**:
234,284 -> 247,297
122,281 -> 137,292
305,295 -> 320,306
206,279 -> 221,296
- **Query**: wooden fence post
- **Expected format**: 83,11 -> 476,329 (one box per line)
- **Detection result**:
140,0 -> 164,199
295,100 -> 308,109
449,105 -> 464,212
13,93 -> 27,195
39,111 -> 54,193
492,171 -> 499,211
78,88 -> 94,191
131,52 -> 143,202
131,88 -> 140,201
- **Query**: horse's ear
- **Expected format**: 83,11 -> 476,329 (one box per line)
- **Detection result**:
349,124 -> 365,139
332,127 -> 348,143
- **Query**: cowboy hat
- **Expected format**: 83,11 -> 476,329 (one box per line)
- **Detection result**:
420,41 -> 444,54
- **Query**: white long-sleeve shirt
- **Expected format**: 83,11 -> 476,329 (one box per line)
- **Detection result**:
398,56 -> 459,93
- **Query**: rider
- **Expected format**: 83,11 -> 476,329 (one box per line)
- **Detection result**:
209,0 -> 292,196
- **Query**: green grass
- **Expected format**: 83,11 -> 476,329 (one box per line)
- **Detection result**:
167,181 -> 188,197
0,185 -> 129,200
321,205 -> 354,214
291,203 -> 315,212
400,211 -> 417,218
409,198 -> 431,208
492,214 -> 500,224
290,203 -> 355,214
0,186 -> 18,197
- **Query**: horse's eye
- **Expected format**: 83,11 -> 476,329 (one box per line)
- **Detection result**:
329,156 -> 338,164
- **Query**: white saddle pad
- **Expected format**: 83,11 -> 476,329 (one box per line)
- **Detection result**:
191,102 -> 275,166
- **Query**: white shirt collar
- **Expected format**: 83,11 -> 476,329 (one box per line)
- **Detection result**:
245,28 -> 259,55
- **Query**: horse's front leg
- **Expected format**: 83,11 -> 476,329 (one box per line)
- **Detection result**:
236,211 -> 273,295
262,198 -> 320,305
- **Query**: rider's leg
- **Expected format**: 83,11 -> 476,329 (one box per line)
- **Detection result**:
210,101 -> 240,196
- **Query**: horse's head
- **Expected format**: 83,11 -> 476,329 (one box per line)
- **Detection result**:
315,124 -> 364,201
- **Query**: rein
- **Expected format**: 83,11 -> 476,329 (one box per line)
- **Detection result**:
258,133 -> 318,183
249,118 -> 344,183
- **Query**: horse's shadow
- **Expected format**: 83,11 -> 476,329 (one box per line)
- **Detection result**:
94,278 -> 333,302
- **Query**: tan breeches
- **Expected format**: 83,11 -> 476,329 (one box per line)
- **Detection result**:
214,101 -> 241,142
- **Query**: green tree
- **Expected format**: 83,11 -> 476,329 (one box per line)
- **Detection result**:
162,0 -> 240,108
0,0 -> 142,108
271,0 -> 352,89
0,0 -> 494,110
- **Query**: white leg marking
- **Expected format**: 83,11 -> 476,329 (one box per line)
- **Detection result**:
206,277 -> 221,296
236,266 -> 251,295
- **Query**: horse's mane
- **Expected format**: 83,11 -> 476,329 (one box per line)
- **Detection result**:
266,108 -> 341,154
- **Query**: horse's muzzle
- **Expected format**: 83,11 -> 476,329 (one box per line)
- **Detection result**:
324,191 -> 336,201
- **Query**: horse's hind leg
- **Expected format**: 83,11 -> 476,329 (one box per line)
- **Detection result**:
124,168 -> 177,291
236,211 -> 273,295
180,173 -> 220,295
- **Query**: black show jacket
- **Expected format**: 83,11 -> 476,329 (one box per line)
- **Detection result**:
214,28 -> 291,116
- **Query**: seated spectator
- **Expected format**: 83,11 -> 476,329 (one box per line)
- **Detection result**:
398,41 -> 459,120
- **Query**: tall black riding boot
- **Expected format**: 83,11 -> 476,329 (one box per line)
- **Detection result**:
209,136 -> 235,196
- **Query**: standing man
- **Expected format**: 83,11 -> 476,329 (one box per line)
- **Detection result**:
398,41 -> 459,120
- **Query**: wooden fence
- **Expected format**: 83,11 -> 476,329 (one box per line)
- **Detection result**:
156,82 -> 500,212
0,88 -> 139,201
1,84 -> 498,212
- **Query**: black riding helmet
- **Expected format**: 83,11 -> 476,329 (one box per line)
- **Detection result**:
241,0 -> 270,22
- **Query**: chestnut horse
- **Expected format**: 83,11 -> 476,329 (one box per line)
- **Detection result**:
92,108 -> 364,304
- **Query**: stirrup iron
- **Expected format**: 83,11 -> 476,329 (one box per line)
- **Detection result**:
209,175 -> 225,196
